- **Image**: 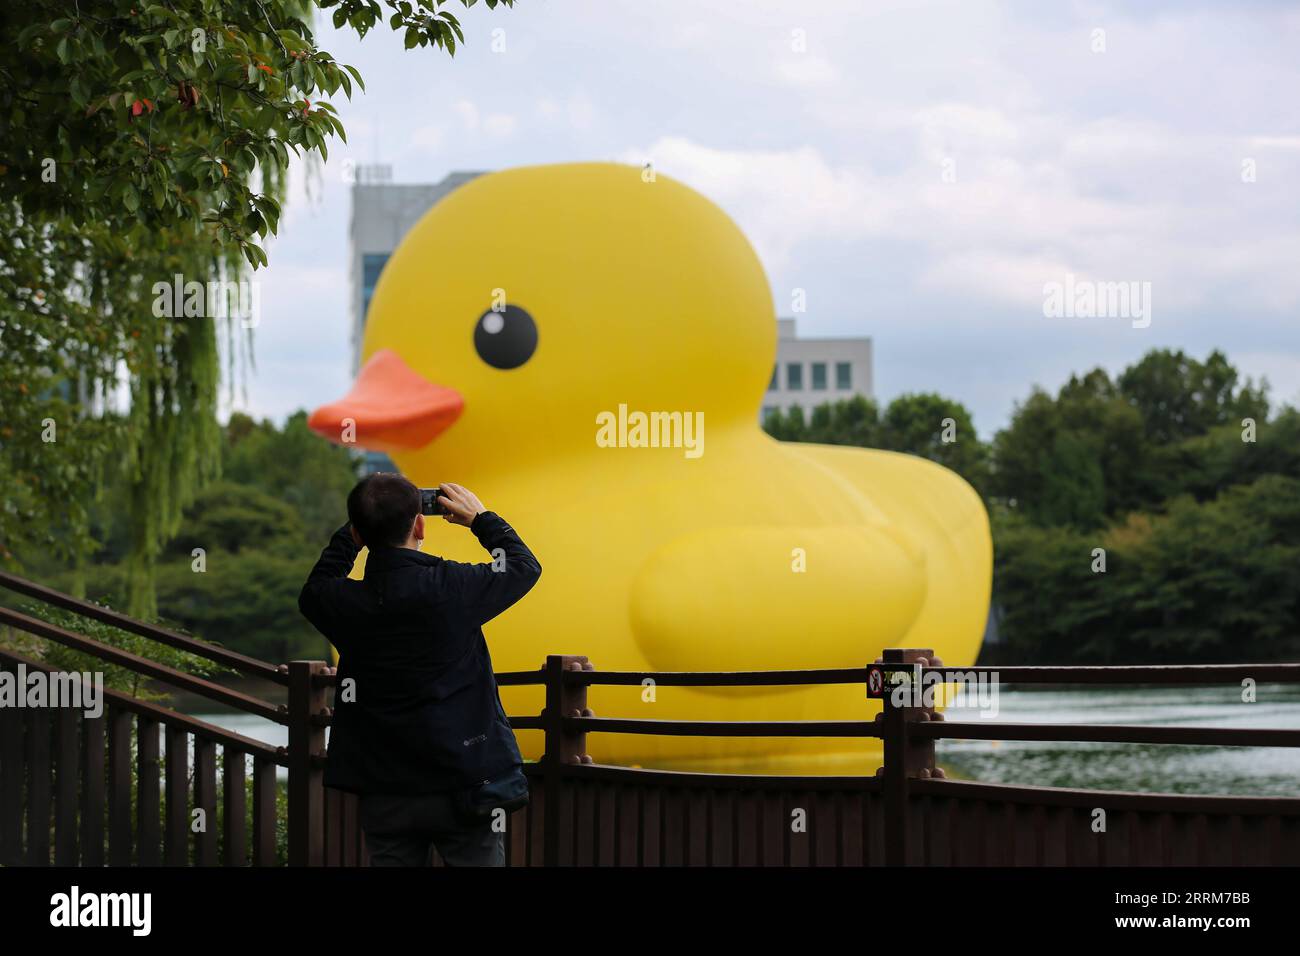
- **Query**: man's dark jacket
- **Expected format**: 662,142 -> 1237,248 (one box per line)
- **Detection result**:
297,512 -> 541,795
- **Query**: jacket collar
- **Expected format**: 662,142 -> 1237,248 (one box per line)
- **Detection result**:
364,545 -> 441,577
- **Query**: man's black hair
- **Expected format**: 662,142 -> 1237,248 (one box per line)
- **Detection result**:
347,473 -> 420,548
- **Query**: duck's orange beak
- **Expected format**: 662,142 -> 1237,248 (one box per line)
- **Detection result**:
308,349 -> 463,453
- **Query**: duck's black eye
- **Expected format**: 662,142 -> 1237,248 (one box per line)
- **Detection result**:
474,304 -> 538,370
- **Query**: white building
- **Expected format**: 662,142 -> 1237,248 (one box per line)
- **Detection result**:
762,318 -> 873,422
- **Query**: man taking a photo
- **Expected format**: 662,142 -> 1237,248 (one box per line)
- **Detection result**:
298,474 -> 541,866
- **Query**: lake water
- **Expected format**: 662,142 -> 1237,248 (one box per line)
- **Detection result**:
939,683 -> 1300,796
191,683 -> 1300,796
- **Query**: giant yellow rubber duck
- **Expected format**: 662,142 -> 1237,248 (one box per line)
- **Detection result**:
309,162 -> 991,774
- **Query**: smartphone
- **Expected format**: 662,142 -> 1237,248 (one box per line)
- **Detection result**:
419,487 -> 446,516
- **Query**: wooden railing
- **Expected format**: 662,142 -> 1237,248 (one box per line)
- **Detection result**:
3,570 -> 1299,866
0,570 -> 290,866
485,649 -> 1300,865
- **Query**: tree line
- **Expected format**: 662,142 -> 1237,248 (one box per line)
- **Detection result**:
765,348 -> 1298,665
12,347 -> 1294,668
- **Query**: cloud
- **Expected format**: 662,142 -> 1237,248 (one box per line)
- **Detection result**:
624,103 -> 1300,320
483,113 -> 518,137
922,251 -> 1072,311
234,0 -> 1300,435
1248,136 -> 1300,150
451,99 -> 517,138
620,137 -> 889,268
775,54 -> 837,87
410,125 -> 443,152
536,93 -> 596,131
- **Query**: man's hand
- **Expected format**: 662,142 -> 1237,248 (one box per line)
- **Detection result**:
437,483 -> 486,528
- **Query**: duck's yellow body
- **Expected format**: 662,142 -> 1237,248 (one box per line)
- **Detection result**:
319,163 -> 992,774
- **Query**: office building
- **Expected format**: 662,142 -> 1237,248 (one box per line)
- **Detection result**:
762,318 -> 873,422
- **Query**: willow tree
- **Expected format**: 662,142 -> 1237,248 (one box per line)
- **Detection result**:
0,0 -> 513,615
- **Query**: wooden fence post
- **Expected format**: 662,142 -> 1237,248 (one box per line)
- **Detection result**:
541,654 -> 591,867
0,689 -> 23,866
288,660 -> 329,866
880,647 -> 937,866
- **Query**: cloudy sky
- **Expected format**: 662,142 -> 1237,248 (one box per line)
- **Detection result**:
237,0 -> 1300,437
